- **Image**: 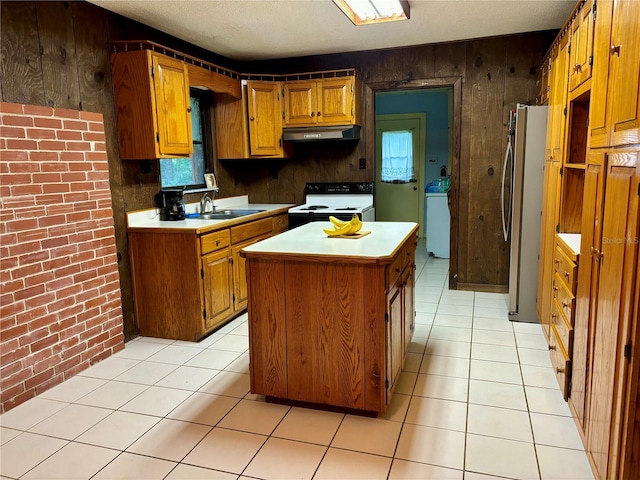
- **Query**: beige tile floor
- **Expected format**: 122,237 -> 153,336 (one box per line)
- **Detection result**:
0,243 -> 595,480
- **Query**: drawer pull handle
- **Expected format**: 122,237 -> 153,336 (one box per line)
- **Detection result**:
216,240 -> 220,246
610,44 -> 621,56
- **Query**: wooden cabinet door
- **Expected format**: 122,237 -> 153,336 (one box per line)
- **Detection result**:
546,35 -> 570,162
202,248 -> 233,329
571,152 -> 607,427
587,152 -> 639,480
588,0 -> 614,148
403,265 -> 415,354
231,234 -> 270,312
569,0 -> 595,92
537,160 -> 562,337
152,53 -> 192,156
608,0 -> 640,146
246,81 -> 284,156
317,78 -> 354,125
283,80 -> 317,126
386,282 -> 403,398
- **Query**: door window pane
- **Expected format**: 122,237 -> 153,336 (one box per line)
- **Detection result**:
381,130 -> 414,183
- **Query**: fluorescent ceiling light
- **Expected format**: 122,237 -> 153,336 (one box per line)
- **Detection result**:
334,0 -> 410,26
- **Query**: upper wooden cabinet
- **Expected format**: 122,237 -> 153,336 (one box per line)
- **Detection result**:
111,50 -> 192,160
215,80 -> 292,160
545,34 -> 570,162
589,0 -> 640,148
246,81 -> 286,156
569,0 -> 596,92
283,76 -> 362,127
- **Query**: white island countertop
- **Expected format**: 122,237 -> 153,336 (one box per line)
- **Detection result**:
127,195 -> 294,234
242,221 -> 419,262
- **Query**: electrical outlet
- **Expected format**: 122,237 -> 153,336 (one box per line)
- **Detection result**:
359,158 -> 366,169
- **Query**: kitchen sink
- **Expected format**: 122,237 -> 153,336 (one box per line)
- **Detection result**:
187,209 -> 266,220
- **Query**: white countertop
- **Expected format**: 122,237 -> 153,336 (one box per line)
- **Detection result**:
243,221 -> 419,259
557,233 -> 581,257
127,195 -> 294,232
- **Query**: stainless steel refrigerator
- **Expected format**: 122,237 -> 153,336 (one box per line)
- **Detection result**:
501,104 -> 548,322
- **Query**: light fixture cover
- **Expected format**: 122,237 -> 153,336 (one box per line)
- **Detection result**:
333,0 -> 410,25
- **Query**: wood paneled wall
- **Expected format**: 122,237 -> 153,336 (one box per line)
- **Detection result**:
1,1 -> 554,339
234,32 -> 553,290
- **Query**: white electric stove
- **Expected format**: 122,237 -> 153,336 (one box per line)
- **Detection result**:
288,182 -> 375,229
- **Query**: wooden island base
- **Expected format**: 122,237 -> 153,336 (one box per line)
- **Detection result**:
241,222 -> 418,413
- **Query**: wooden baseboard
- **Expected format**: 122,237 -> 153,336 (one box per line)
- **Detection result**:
456,283 -> 508,293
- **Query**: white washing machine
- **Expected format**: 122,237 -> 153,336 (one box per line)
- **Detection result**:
425,193 -> 450,258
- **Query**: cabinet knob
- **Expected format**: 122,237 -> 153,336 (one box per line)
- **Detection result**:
562,300 -> 570,309
610,45 -> 621,56
554,259 -> 560,265
310,112 -> 315,117
317,111 -> 322,117
549,344 -> 556,351
556,367 -> 564,374
564,272 -> 570,279
187,107 -> 192,113
249,116 -> 255,121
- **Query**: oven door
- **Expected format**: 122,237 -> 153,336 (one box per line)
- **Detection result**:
288,212 -> 363,229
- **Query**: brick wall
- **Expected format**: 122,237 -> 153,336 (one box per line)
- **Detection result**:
0,102 -> 124,413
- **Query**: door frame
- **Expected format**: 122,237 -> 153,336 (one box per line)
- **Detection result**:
375,113 -> 427,237
365,77 -> 462,289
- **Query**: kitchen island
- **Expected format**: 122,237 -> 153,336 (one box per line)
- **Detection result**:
241,221 -> 418,413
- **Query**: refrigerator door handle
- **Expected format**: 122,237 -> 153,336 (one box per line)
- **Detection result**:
501,138 -> 513,241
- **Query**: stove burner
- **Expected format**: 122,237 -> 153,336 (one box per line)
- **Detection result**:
335,207 -> 357,211
302,205 -> 329,211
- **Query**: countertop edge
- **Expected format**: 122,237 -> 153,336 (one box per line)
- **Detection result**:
126,204 -> 294,234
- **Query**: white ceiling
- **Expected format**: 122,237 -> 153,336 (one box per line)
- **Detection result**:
89,0 -> 577,62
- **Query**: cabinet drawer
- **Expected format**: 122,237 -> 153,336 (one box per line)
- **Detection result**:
201,229 -> 231,254
549,324 -> 571,401
230,218 -> 272,244
552,272 -> 575,324
554,246 -> 577,292
551,298 -> 573,355
387,252 -> 404,289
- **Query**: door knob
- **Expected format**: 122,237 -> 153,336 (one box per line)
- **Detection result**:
413,186 -> 418,191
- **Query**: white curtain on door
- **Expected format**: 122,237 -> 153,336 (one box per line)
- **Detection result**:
381,130 -> 414,183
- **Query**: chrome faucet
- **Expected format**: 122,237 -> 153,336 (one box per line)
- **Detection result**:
200,193 -> 214,214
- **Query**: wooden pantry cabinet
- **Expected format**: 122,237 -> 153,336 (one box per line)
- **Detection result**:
111,50 -> 192,160
128,213 -> 288,341
537,1 -> 640,478
283,76 -> 361,127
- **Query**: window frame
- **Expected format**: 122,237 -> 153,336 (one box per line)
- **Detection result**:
159,88 -> 215,191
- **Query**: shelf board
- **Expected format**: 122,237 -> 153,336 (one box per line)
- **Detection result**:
563,163 -> 587,170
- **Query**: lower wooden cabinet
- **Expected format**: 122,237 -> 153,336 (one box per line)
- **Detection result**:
202,247 -> 233,329
549,235 -> 579,400
128,211 -> 288,341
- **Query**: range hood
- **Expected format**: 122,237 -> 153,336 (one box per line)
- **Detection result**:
282,125 -> 360,142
